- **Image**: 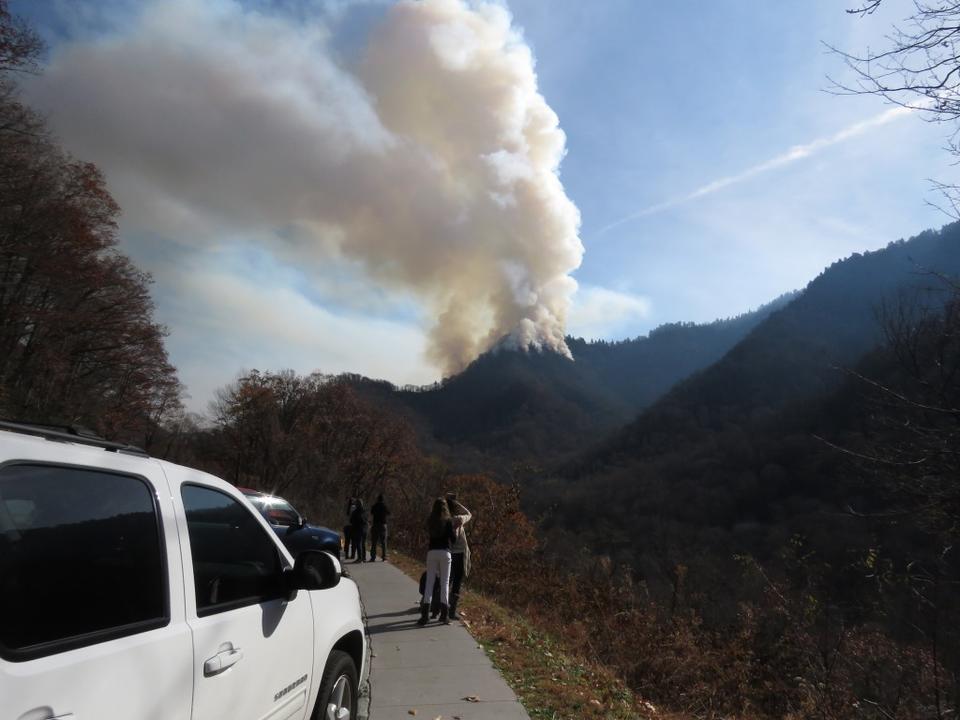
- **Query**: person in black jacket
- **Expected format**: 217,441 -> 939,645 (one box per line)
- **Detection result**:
344,496 -> 356,559
369,494 -> 390,561
417,498 -> 455,626
350,499 -> 367,563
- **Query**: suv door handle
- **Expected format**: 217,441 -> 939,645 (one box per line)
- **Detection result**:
204,646 -> 244,676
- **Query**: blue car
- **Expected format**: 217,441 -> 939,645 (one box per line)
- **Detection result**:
240,488 -> 342,559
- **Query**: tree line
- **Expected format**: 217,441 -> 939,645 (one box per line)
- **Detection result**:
0,1 -> 181,443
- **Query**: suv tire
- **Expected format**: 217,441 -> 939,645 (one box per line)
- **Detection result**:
313,649 -> 358,720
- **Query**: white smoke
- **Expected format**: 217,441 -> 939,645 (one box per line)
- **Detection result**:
27,0 -> 583,375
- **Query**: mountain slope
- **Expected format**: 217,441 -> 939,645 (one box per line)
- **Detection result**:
581,223 -> 960,469
539,222 -> 960,590
353,295 -> 793,472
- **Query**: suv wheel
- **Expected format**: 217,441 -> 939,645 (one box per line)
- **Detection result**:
314,650 -> 358,720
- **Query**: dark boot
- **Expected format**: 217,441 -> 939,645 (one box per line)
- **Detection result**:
440,604 -> 450,625
416,603 -> 429,626
448,593 -> 459,620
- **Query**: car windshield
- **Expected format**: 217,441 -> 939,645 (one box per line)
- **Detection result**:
247,494 -> 300,527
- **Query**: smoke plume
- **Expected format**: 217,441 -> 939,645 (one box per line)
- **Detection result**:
27,0 -> 583,375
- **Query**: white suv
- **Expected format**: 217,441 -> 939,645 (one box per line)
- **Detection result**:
0,422 -> 367,720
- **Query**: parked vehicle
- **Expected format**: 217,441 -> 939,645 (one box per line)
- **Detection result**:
0,421 -> 366,720
241,488 -> 342,559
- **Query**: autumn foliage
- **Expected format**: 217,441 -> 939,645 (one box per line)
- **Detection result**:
191,371 -> 426,526
0,1 -> 181,442
193,366 -> 953,719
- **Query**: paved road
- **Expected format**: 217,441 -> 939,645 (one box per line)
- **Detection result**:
349,560 -> 530,720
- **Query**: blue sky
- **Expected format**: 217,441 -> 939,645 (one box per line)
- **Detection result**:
12,0 -> 954,411
507,0 -> 951,320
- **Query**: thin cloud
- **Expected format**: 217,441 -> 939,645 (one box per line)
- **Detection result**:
567,285 -> 651,340
594,105 -> 915,237
166,266 -> 433,413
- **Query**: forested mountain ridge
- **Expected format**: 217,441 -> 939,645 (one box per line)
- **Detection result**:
575,223 -> 960,471
536,222 -> 960,620
351,294 -> 793,472
356,223 -> 960,478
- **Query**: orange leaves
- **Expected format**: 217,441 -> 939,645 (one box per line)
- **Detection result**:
208,371 -> 429,528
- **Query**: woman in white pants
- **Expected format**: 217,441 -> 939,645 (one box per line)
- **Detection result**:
417,498 -> 456,626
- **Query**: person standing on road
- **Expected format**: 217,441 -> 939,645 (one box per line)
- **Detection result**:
350,499 -> 368,563
369,493 -> 390,561
417,498 -> 455,626
344,496 -> 357,560
446,492 -> 471,620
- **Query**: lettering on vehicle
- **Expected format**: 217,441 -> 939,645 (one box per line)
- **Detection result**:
274,673 -> 308,702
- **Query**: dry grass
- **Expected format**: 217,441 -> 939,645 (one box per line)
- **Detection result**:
387,552 -> 668,720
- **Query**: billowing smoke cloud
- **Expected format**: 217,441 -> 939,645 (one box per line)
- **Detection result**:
27,0 -> 583,375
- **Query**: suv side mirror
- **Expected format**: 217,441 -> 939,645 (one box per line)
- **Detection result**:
285,550 -> 341,598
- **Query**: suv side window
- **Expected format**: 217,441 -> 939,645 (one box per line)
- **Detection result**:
0,464 -> 167,660
181,484 -> 285,616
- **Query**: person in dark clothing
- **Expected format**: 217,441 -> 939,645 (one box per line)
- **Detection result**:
369,494 -> 390,561
417,498 -> 455,626
350,499 -> 367,563
344,497 -> 357,559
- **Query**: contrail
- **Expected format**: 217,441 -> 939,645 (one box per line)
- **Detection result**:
593,105 -> 914,238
